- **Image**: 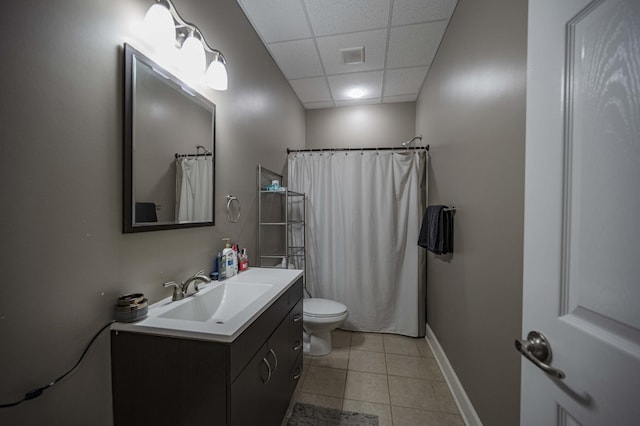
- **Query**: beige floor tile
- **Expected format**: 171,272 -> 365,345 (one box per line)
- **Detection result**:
312,346 -> 350,369
350,332 -> 385,352
386,353 -> 428,378
423,357 -> 446,382
344,370 -> 390,404
433,381 -> 459,414
295,392 -> 343,410
348,349 -> 387,374
382,334 -> 421,356
300,366 -> 346,398
417,338 -> 435,358
343,400 -> 393,426
391,406 -> 465,426
386,353 -> 445,382
332,329 -> 353,348
388,375 -> 439,411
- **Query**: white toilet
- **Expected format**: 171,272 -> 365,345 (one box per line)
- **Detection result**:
303,298 -> 349,356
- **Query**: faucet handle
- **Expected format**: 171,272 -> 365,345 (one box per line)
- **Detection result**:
163,281 -> 183,301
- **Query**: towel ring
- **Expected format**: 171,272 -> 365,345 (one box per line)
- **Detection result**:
226,195 -> 241,223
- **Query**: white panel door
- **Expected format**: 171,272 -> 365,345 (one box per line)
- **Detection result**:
521,0 -> 640,424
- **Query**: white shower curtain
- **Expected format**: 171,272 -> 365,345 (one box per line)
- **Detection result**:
175,157 -> 213,223
288,150 -> 427,337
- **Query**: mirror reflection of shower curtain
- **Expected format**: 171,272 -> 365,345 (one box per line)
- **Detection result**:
288,150 -> 427,337
175,157 -> 213,223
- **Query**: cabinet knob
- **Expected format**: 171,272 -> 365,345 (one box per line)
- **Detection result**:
292,314 -> 302,323
293,340 -> 302,351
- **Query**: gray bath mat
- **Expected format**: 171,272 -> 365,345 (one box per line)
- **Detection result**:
287,402 -> 378,426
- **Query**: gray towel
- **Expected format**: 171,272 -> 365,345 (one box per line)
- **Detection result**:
418,205 -> 454,255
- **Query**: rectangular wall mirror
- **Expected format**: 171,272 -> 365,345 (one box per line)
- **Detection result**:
123,43 -> 216,233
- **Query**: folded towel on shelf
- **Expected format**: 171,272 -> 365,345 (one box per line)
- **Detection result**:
418,205 -> 454,255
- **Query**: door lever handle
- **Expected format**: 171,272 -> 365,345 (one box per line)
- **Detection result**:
515,331 -> 565,379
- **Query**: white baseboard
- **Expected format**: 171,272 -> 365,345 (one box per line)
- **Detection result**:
425,324 -> 483,426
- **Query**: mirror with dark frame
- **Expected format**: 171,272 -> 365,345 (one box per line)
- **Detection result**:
123,43 -> 216,233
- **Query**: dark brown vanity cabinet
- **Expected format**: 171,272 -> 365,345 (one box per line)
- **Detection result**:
111,278 -> 303,426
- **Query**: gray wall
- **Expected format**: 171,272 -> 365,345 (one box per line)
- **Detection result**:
0,1 -> 304,425
305,102 -> 416,149
415,0 -> 527,424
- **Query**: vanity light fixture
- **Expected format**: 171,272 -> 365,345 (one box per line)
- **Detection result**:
142,0 -> 228,90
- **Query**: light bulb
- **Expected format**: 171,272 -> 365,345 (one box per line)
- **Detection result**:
347,88 -> 366,99
180,36 -> 206,82
142,4 -> 175,52
206,59 -> 228,91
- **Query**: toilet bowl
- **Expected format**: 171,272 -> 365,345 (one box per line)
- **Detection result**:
303,298 -> 348,356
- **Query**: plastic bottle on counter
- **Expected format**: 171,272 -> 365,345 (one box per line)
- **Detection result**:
222,238 -> 234,278
239,248 -> 249,271
232,244 -> 239,275
218,252 -> 226,281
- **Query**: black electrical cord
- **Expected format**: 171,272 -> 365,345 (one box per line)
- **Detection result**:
0,320 -> 115,408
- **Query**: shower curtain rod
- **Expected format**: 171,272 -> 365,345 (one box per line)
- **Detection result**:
287,145 -> 429,154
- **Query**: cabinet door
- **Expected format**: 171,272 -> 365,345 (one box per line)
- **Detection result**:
230,341 -> 272,426
264,315 -> 292,425
231,317 -> 292,426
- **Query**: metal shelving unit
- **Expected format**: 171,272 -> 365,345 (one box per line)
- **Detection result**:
257,165 -> 305,271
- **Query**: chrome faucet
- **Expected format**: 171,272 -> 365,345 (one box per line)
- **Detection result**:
163,270 -> 211,301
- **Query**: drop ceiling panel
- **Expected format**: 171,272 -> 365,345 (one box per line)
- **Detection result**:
391,0 -> 457,26
236,0 -> 458,109
304,100 -> 335,109
304,0 -> 391,36
316,29 -> 387,75
335,98 -> 382,107
328,71 -> 384,101
383,67 -> 428,96
237,0 -> 312,43
289,77 -> 332,103
387,21 -> 448,68
383,94 -> 418,103
268,39 -> 324,79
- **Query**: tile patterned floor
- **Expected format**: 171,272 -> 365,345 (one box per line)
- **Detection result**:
283,330 -> 465,426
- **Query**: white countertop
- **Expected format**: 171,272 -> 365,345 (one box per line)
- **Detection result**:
112,268 -> 303,343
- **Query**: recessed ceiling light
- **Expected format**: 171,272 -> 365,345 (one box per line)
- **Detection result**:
347,88 -> 366,99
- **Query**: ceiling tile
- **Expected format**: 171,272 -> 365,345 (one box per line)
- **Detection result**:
268,39 -> 324,79
391,0 -> 457,26
289,77 -> 332,103
237,0 -> 312,43
382,94 -> 418,103
335,98 -> 382,107
328,71 -> 383,101
304,100 -> 335,109
316,29 -> 387,75
386,21 -> 448,68
383,67 -> 428,96
304,0 -> 391,36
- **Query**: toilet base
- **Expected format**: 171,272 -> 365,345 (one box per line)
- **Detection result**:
303,329 -> 333,356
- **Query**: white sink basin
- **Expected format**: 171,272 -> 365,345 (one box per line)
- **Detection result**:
111,268 -> 304,343
159,282 -> 272,322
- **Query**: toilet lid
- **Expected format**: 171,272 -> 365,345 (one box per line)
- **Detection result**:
304,298 -> 348,318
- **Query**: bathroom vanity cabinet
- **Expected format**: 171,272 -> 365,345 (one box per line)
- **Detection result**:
111,277 -> 303,426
